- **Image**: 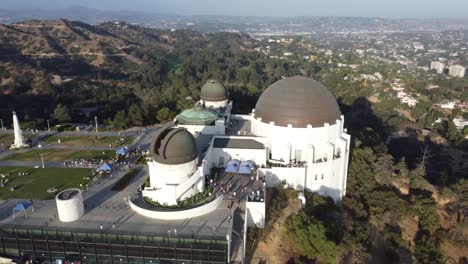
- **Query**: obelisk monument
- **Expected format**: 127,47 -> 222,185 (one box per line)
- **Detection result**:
10,111 -> 29,149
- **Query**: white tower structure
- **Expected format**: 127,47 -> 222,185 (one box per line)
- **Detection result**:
56,189 -> 85,222
10,111 -> 29,149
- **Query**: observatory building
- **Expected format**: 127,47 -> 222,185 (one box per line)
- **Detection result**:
250,76 -> 350,200
0,76 -> 352,263
142,126 -> 205,205
200,79 -> 229,109
176,80 -> 232,135
139,76 -> 350,217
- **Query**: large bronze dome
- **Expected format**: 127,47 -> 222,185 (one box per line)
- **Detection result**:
151,126 -> 197,165
254,76 -> 341,128
200,80 -> 228,102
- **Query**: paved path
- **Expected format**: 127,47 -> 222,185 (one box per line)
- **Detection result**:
0,164 -> 232,239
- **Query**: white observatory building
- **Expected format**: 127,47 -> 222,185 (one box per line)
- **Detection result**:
142,127 -> 205,206
250,76 -> 350,201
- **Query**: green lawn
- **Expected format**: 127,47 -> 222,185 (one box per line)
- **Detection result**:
0,134 -> 14,149
0,134 -> 33,145
0,134 -> 14,142
4,149 -> 115,162
42,135 -> 134,147
0,166 -> 93,199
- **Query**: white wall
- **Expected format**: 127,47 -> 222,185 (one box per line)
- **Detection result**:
249,114 -> 351,202
148,159 -> 197,188
204,99 -> 228,109
146,159 -> 205,206
130,195 -> 224,220
259,167 -> 306,190
246,201 -> 266,228
142,162 -> 205,205
143,185 -> 178,205
251,114 -> 344,146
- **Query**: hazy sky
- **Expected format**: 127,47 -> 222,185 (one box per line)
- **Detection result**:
2,0 -> 468,18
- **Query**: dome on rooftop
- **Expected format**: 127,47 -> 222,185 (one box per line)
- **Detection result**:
151,126 -> 197,165
254,76 -> 341,128
200,79 -> 228,102
177,105 -> 218,125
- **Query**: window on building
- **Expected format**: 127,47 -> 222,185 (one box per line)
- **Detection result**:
315,174 -> 317,180
321,174 -> 324,180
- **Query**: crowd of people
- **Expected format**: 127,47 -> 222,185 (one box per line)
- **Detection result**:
62,159 -> 107,168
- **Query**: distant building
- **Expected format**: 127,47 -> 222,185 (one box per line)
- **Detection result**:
425,84 -> 440,90
440,100 -> 457,109
453,118 -> 468,130
413,42 -> 425,51
448,65 -> 466,78
430,61 -> 445,74
397,91 -> 418,107
355,49 -> 365,55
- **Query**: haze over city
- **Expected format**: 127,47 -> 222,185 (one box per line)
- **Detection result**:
2,0 -> 468,18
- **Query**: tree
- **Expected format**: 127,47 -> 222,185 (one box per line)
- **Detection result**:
128,104 -> 144,126
373,153 -> 394,184
285,212 -> 340,264
414,230 -> 443,264
51,104 -> 71,123
447,120 -> 463,143
176,99 -> 195,111
156,107 -> 175,123
395,158 -> 409,177
111,111 -> 128,129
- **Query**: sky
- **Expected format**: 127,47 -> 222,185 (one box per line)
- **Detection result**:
2,0 -> 468,18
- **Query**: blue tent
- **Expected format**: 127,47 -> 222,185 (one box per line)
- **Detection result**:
14,202 -> 32,212
116,147 -> 128,155
225,159 -> 240,173
98,163 -> 113,172
13,201 -> 33,219
238,160 -> 255,175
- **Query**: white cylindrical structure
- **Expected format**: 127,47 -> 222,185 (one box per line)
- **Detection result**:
56,188 -> 85,222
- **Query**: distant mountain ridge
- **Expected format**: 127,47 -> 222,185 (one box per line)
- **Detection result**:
1,6 -> 468,33
0,19 -> 201,59
0,6 -> 177,25
0,19 -> 211,95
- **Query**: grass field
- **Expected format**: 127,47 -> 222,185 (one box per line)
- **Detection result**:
4,149 -> 115,162
0,134 -> 33,146
42,135 -> 134,147
0,134 -> 14,149
0,166 -> 93,199
0,134 -> 14,143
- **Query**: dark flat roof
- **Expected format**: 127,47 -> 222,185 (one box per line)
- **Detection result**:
57,189 -> 80,200
213,138 -> 264,149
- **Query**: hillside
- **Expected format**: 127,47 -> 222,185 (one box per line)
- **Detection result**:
0,19 -> 269,128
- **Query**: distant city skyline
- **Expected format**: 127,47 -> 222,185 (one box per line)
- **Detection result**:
1,0 -> 468,19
